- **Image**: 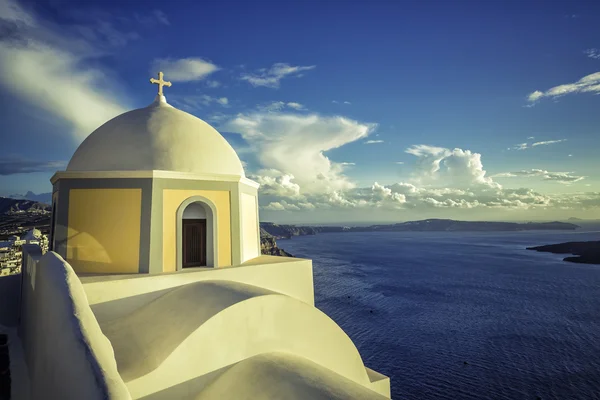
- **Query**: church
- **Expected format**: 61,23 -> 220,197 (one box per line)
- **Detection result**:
4,73 -> 391,399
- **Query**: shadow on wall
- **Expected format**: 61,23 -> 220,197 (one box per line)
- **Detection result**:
57,228 -> 136,274
0,274 -> 21,326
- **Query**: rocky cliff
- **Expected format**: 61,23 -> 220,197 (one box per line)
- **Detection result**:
260,228 -> 293,257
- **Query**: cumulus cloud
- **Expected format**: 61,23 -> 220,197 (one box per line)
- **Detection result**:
223,112 -> 377,193
527,71 -> 600,103
151,57 -> 219,82
0,157 -> 67,175
0,0 -> 130,141
241,63 -> 315,88
231,131 -> 599,214
492,169 -> 585,184
405,145 -> 499,188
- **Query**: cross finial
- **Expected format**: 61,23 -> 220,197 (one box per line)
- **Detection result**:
150,71 -> 172,97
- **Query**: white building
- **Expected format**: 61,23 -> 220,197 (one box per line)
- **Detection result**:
5,73 -> 391,400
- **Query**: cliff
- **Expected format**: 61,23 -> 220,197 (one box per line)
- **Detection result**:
260,229 -> 293,257
527,241 -> 600,265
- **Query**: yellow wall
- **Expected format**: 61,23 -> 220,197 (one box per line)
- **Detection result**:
66,189 -> 141,274
241,193 -> 259,262
163,189 -> 231,272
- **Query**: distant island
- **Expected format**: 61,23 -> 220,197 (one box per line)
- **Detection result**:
527,242 -> 600,265
260,219 -> 579,239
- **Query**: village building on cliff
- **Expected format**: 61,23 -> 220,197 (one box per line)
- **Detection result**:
0,73 -> 390,399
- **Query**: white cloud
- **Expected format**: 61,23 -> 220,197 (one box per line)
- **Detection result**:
584,48 -> 600,60
152,10 -> 170,26
151,57 -> 219,82
364,140 -> 384,144
405,145 -> 499,188
0,0 -> 129,141
240,63 -> 315,88
491,169 -> 585,184
532,139 -> 567,147
205,80 -> 221,88
509,139 -> 567,150
257,101 -> 305,112
172,95 -> 229,110
233,133 -> 600,214
527,136 -> 535,139
343,101 -> 351,105
395,161 -> 405,164
286,102 -> 304,110
340,162 -> 356,166
223,112 -> 377,193
527,71 -> 600,103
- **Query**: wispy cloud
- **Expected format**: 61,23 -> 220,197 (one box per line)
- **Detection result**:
365,140 -> 384,144
332,100 -> 351,105
286,102 -> 304,110
205,80 -> 221,88
532,139 -> 567,147
395,161 -> 405,164
343,101 -> 351,105
0,0 -> 130,141
241,63 -> 315,88
509,139 -> 567,150
340,162 -> 356,166
527,71 -> 600,103
257,101 -> 305,112
584,48 -> 600,60
171,94 -> 229,110
492,169 -> 584,184
0,157 -> 67,175
151,57 -> 219,82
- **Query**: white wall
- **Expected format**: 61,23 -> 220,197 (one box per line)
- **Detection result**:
83,257 -> 315,323
20,246 -> 131,400
241,193 -> 259,262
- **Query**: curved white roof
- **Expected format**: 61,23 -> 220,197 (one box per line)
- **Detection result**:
67,96 -> 245,177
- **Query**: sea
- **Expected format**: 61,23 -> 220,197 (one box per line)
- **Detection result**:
280,228 -> 600,400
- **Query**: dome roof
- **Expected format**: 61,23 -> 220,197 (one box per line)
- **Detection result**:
67,96 -> 245,177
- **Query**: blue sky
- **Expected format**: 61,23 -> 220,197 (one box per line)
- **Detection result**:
0,0 -> 599,223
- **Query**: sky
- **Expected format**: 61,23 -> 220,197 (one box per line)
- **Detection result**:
0,0 -> 599,224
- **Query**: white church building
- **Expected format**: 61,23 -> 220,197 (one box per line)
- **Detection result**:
0,73 -> 391,399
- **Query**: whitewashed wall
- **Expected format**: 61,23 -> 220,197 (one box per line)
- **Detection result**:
20,246 -> 130,400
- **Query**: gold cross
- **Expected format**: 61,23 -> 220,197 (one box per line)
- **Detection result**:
150,71 -> 172,96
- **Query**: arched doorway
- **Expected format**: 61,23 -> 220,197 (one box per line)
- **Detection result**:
176,197 -> 217,269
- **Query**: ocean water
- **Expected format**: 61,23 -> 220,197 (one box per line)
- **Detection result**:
280,230 -> 600,400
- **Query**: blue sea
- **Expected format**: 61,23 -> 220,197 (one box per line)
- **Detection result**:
280,229 -> 600,400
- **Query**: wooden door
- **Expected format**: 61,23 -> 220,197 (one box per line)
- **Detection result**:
182,219 -> 207,267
